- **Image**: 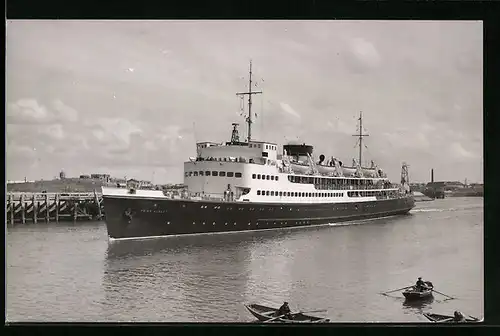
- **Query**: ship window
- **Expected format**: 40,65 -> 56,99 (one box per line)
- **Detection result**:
287,192 -> 291,196
220,171 -> 226,177
227,172 -> 234,177
212,171 -> 218,176
266,191 -> 270,196
271,191 -> 274,196
199,171 -> 204,176
279,191 -> 283,196
257,190 -> 261,195
257,174 -> 261,179
235,173 -> 242,178
205,171 -> 210,176
294,192 -> 298,197
194,172 -> 198,176
189,172 -> 193,177
185,172 -> 189,177
275,190 -> 278,195
276,176 -> 279,181
266,175 -> 270,180
252,174 -> 256,179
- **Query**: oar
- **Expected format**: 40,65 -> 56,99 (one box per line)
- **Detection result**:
264,314 -> 286,323
297,309 -> 327,314
264,309 -> 327,323
380,285 -> 413,295
431,289 -> 456,300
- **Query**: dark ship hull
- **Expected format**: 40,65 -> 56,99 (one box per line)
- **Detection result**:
103,195 -> 415,240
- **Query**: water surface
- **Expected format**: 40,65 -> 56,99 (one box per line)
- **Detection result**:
6,197 -> 483,322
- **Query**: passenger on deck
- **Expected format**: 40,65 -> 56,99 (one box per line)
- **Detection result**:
277,302 -> 293,320
453,311 -> 466,322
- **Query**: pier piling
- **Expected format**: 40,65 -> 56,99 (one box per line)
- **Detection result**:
32,194 -> 37,224
20,194 -> 25,224
5,192 -> 105,225
45,193 -> 50,223
9,194 -> 14,226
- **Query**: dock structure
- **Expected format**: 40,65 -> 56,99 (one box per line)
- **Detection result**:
5,191 -> 105,226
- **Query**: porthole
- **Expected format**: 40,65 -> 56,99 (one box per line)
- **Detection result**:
167,222 -> 170,225
213,222 -> 216,225
192,222 -> 196,224
233,222 -> 237,225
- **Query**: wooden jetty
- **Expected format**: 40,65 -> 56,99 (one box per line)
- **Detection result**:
5,191 -> 104,226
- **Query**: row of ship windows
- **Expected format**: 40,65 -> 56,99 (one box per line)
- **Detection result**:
249,143 -> 276,150
348,191 -> 391,197
257,190 -> 344,197
288,175 -> 382,186
252,174 -> 279,181
185,171 -> 242,178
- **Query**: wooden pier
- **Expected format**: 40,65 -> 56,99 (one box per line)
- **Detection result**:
5,191 -> 104,226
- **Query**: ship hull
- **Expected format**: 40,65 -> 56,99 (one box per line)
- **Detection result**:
103,195 -> 415,240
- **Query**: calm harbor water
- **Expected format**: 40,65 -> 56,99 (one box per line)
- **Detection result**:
6,197 -> 483,323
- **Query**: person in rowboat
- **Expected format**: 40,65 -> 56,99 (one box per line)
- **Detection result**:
276,302 -> 293,320
415,277 -> 429,292
453,311 -> 466,323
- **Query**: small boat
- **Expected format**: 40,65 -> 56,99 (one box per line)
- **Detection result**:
244,304 -> 329,323
402,287 -> 434,301
423,313 -> 480,323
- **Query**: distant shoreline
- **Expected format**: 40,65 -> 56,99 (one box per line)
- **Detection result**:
7,178 -> 106,193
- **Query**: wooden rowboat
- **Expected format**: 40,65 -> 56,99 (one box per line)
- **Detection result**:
402,283 -> 434,301
403,287 -> 433,301
244,304 -> 329,323
423,313 -> 480,323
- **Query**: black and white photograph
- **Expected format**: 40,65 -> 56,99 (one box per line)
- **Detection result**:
6,20 -> 483,323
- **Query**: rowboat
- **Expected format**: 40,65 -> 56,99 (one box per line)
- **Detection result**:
423,313 -> 480,323
402,287 -> 434,301
244,304 -> 329,323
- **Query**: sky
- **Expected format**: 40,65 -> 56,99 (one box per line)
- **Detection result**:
6,20 -> 483,184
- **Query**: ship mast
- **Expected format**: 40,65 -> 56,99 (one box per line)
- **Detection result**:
352,111 -> 369,167
236,60 -> 262,143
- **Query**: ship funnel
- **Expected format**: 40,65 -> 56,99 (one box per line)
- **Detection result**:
431,168 -> 434,183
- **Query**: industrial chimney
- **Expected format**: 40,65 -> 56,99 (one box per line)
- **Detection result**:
431,168 -> 434,183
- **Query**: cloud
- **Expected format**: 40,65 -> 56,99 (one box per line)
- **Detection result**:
89,117 -> 143,147
7,99 -> 50,124
450,142 -> 477,160
52,99 -> 79,122
7,98 -> 80,125
279,102 -> 301,120
5,21 -> 482,183
39,123 -> 65,140
345,37 -> 381,71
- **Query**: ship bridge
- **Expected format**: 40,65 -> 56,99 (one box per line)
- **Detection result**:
196,140 -> 278,163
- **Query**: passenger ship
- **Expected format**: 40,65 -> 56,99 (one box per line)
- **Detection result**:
102,62 -> 415,240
